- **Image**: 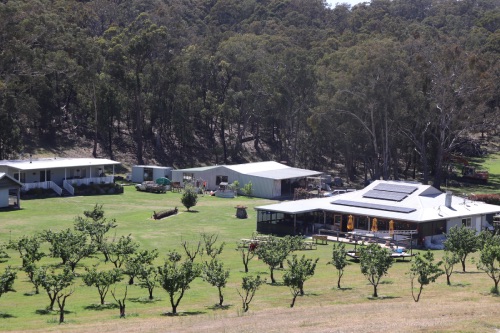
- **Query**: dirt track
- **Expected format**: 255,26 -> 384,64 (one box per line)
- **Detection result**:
27,296 -> 500,333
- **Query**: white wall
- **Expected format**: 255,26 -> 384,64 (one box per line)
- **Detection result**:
447,215 -> 482,233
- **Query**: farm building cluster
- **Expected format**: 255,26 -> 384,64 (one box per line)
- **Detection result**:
255,180 -> 500,247
1,157 -> 499,247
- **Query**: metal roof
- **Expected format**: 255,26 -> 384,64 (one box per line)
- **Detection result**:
255,180 -> 500,223
238,167 -> 322,180
173,165 -> 220,172
0,172 -> 23,187
175,161 -> 322,180
0,158 -> 121,171
133,165 -> 173,170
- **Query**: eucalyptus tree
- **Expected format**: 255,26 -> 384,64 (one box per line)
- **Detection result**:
406,38 -> 485,189
314,38 -> 410,180
101,12 -> 168,164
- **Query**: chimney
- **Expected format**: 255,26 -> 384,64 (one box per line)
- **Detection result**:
445,191 -> 452,208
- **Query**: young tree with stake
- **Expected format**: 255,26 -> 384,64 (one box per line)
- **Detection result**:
442,251 -> 460,286
157,251 -> 200,314
409,251 -> 443,302
201,258 -> 230,307
237,275 -> 264,313
359,243 -> 393,298
476,233 -> 500,294
444,225 -> 479,272
328,243 -> 349,289
283,255 -> 319,307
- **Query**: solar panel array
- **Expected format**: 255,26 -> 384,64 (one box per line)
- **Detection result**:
361,183 -> 418,202
363,190 -> 408,201
373,183 -> 418,194
331,199 -> 416,214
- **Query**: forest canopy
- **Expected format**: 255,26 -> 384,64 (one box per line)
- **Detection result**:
0,0 -> 498,188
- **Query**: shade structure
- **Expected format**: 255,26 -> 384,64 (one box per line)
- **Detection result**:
371,217 -> 378,232
156,177 -> 171,185
347,215 -> 354,231
389,220 -> 394,237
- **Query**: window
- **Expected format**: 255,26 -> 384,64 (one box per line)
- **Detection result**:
183,173 -> 194,183
143,168 -> 153,181
462,218 -> 472,228
216,175 -> 228,185
14,172 -> 26,183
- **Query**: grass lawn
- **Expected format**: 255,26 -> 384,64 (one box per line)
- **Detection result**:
0,184 -> 499,332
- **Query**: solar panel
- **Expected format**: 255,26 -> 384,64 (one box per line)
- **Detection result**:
373,183 -> 417,194
363,189 -> 408,201
331,199 -> 416,214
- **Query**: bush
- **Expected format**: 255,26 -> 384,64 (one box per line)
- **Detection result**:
470,194 -> 500,206
181,185 -> 198,211
242,182 -> 253,197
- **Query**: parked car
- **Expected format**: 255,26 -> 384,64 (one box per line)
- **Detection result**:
135,181 -> 167,193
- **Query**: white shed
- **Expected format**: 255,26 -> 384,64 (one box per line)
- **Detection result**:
0,172 -> 22,209
171,162 -> 323,199
131,165 -> 173,183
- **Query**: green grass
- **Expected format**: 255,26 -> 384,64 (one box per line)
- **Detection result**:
443,152 -> 500,194
0,183 -> 499,331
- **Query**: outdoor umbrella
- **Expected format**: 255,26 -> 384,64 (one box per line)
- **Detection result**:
371,217 -> 378,232
155,177 -> 171,185
347,215 -> 354,231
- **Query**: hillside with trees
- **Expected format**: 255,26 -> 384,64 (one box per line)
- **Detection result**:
0,0 -> 498,189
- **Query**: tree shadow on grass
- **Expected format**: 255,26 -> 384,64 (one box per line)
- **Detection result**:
303,292 -> 321,297
206,304 -> 232,311
130,297 -> 162,304
332,287 -> 353,291
36,309 -> 53,315
380,280 -> 394,285
268,281 -> 284,287
367,295 -> 401,300
161,310 -> 204,317
0,312 -> 16,318
451,282 -> 471,287
84,303 -> 118,311
24,291 -> 38,296
185,210 -> 199,213
37,309 -> 72,315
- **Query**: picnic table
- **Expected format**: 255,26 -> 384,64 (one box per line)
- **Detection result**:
312,234 -> 328,245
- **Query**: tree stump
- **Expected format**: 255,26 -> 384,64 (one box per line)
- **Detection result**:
235,206 -> 248,219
